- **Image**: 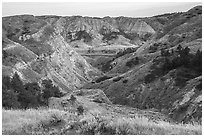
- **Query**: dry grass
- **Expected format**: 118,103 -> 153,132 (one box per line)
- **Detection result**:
109,117 -> 202,135
2,108 -> 68,135
2,108 -> 202,135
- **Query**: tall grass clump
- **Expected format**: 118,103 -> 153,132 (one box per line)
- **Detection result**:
2,108 -> 67,135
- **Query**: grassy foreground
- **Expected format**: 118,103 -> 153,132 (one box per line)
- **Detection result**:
2,108 -> 202,135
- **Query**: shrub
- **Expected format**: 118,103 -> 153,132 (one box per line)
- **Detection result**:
113,77 -> 123,82
71,30 -> 93,42
2,50 -> 9,59
149,46 -> 158,53
195,82 -> 202,90
122,79 -> 128,83
2,89 -> 20,109
101,59 -> 114,72
77,105 -> 84,115
115,48 -> 137,58
126,57 -> 139,67
22,82 -> 42,108
102,32 -> 119,41
18,89 -> 37,109
95,76 -> 112,83
2,75 -> 12,90
42,79 -> 63,103
70,95 -> 76,102
144,73 -> 156,84
11,72 -> 24,93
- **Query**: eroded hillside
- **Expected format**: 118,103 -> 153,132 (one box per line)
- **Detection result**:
2,5 -> 202,127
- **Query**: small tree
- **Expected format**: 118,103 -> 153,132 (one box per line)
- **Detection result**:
2,75 -> 11,90
77,105 -> 84,115
2,89 -> 20,109
70,94 -> 76,102
11,72 -> 24,93
24,82 -> 41,96
53,86 -> 63,97
42,79 -> 63,105
161,48 -> 165,56
24,82 -> 41,107
171,49 -> 174,54
18,89 -> 35,109
176,44 -> 183,53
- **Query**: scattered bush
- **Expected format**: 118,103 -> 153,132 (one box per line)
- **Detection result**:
101,59 -> 114,72
102,32 -> 119,41
70,95 -> 76,102
70,30 -> 93,42
115,47 -> 137,58
77,105 -> 84,115
126,57 -> 139,67
149,45 -> 158,53
144,73 -> 156,84
113,77 -> 123,82
95,75 -> 112,83
11,72 -> 24,93
42,79 -> 63,105
122,79 -> 128,83
195,81 -> 202,90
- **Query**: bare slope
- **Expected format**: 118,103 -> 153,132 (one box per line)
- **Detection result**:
2,19 -> 100,92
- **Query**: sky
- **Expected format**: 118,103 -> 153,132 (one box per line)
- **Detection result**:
2,2 -> 201,17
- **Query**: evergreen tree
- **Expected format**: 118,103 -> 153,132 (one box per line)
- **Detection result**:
24,82 -> 41,107
2,89 -> 20,109
77,105 -> 84,115
2,75 -> 11,90
70,94 -> 76,102
52,85 -> 63,97
191,50 -> 202,73
24,82 -> 41,96
18,89 -> 35,109
11,72 -> 24,93
177,44 -> 183,53
171,49 -> 174,54
161,49 -> 165,56
42,79 -> 63,104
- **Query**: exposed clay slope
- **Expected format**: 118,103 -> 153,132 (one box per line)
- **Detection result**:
2,20 -> 100,92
